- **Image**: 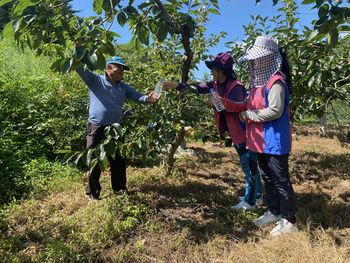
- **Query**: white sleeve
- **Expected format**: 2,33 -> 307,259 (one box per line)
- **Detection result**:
245,80 -> 285,122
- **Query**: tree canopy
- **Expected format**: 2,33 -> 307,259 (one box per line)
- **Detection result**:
1,0 -> 349,172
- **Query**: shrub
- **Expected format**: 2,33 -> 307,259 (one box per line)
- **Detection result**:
0,40 -> 88,205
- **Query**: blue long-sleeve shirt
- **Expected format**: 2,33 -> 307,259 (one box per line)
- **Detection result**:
76,66 -> 148,126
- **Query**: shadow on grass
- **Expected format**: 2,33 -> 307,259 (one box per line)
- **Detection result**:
138,177 -> 263,243
296,191 -> 350,230
291,152 -> 350,182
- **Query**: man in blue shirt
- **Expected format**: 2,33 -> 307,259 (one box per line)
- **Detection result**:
76,55 -> 159,200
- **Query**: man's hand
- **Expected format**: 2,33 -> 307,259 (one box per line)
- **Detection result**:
146,92 -> 159,103
162,81 -> 178,90
239,112 -> 247,123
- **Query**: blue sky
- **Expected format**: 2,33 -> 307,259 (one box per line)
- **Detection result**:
70,0 -> 320,79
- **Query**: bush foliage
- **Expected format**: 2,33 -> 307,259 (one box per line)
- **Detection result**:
0,40 -> 88,204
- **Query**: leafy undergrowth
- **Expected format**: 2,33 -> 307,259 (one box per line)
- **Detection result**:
1,125 -> 350,262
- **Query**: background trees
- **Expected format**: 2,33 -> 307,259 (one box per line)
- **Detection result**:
0,0 -> 349,201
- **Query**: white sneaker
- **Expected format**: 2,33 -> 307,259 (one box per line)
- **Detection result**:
238,196 -> 263,206
254,210 -> 282,227
232,200 -> 256,211
256,197 -> 263,206
270,218 -> 298,236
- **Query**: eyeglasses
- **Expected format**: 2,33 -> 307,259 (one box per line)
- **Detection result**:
107,64 -> 124,71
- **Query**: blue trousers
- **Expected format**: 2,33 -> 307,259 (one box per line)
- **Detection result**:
234,142 -> 262,206
258,153 -> 296,223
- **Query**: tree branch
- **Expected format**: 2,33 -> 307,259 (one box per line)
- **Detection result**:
152,0 -> 181,34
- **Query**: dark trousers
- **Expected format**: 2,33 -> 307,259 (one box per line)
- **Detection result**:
85,122 -> 126,198
258,153 -> 296,224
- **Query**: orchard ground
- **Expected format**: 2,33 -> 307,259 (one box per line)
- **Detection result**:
1,125 -> 350,262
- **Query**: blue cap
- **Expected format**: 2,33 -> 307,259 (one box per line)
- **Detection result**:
106,56 -> 130,71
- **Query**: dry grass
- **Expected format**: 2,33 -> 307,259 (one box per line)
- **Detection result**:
1,125 -> 350,262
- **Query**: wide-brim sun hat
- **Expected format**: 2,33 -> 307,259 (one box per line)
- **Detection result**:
238,36 -> 279,62
106,56 -> 130,71
205,52 -> 236,79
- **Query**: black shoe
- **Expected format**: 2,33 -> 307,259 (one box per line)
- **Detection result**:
114,189 -> 128,196
86,194 -> 100,200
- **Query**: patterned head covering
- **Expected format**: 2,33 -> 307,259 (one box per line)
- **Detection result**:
238,36 -> 284,87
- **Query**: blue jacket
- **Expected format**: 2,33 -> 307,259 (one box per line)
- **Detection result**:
76,66 -> 147,126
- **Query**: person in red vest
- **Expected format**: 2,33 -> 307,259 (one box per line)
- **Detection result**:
163,53 -> 262,211
220,36 -> 298,236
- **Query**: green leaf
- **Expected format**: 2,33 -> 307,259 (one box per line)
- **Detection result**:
60,19 -> 70,32
328,28 -> 339,48
14,0 -> 41,15
26,33 -> 33,49
50,59 -> 62,72
345,8 -> 350,22
95,144 -> 106,163
0,0 -> 14,8
54,45 -> 65,58
109,127 -> 120,140
3,22 -> 15,39
316,0 -> 325,7
125,5 -> 138,17
96,52 -> 106,70
104,126 -> 111,139
138,1 -> 152,9
105,142 -> 117,159
73,152 -> 84,169
92,16 -> 102,25
90,52 -> 99,69
150,150 -> 157,159
314,16 -> 328,28
111,123 -> 124,138
61,57 -> 72,74
117,12 -> 127,26
82,149 -> 93,167
338,25 -> 350,31
55,149 -> 73,154
102,0 -> 112,12
135,37 -> 141,51
167,130 -> 176,141
318,4 -> 329,18
207,8 -> 220,15
132,142 -> 140,152
45,11 -> 55,18
156,21 -> 168,42
99,155 -> 108,171
330,6 -> 342,17
76,46 -> 89,60
93,0 -> 104,15
138,27 -> 150,45
89,159 -> 98,174
12,18 -> 22,32
64,152 -> 80,164
33,30 -> 43,49
301,0 -> 316,4
54,27 -> 66,46
308,76 -> 315,87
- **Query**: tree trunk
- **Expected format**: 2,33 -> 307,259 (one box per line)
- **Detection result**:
319,112 -> 327,136
165,128 -> 185,176
330,101 -> 347,141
